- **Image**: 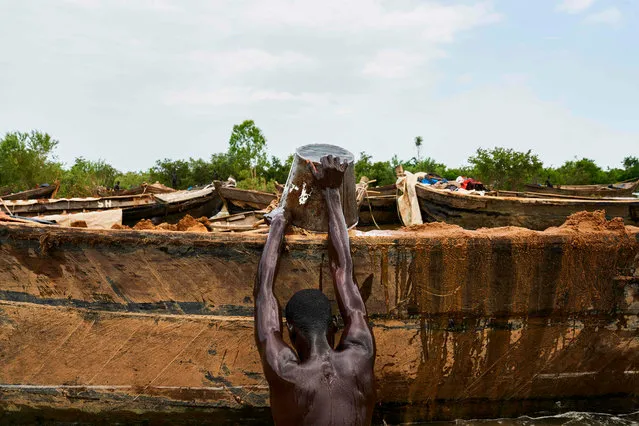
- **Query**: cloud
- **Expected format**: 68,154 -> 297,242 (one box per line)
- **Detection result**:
362,50 -> 428,79
556,0 -> 596,14
584,7 -> 622,26
242,0 -> 501,42
165,87 -> 331,107
188,49 -> 316,76
6,1 -> 636,173
64,0 -> 178,11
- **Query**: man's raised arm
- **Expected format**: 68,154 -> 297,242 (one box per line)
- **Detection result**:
311,155 -> 374,354
254,209 -> 297,379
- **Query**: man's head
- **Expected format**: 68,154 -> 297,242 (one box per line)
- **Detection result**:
285,289 -> 334,354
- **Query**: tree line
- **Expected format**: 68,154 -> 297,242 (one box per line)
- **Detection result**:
1,122 -> 637,198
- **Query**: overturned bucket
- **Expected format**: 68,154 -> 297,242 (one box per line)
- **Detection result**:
280,144 -> 358,232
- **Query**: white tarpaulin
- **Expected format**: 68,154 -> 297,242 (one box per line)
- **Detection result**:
41,209 -> 123,229
154,185 -> 214,203
396,171 -> 426,226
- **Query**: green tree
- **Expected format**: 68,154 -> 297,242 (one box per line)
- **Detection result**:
354,152 -> 396,186
403,156 -> 448,178
115,170 -> 153,190
210,152 -> 240,182
0,130 -> 63,191
265,154 -> 294,184
468,147 -> 543,190
188,157 -> 215,187
150,159 -> 190,189
414,136 -> 423,162
59,157 -> 119,197
553,158 -> 606,185
228,120 -> 268,179
620,156 -> 639,181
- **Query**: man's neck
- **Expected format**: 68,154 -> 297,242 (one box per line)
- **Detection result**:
300,333 -> 332,361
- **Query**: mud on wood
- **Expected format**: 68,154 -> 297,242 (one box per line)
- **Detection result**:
0,222 -> 638,421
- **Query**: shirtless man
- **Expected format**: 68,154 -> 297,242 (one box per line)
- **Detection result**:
254,155 -> 376,425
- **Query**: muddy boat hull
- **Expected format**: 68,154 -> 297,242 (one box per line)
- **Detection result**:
1,221 -> 638,422
359,195 -> 400,226
2,190 -> 222,227
417,183 -> 639,230
2,184 -> 59,200
96,183 -> 176,197
215,185 -> 276,212
525,180 -> 639,198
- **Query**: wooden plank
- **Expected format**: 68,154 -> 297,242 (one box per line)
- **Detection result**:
416,183 -> 639,230
2,184 -> 58,200
0,222 -> 637,421
216,186 -> 276,210
3,194 -> 156,216
525,179 -> 639,197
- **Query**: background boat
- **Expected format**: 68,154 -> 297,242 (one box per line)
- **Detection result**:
122,186 -> 222,225
358,184 -> 401,226
213,182 -> 277,213
525,179 -> 639,198
1,182 -> 60,200
416,183 -> 639,230
1,193 -> 157,217
96,182 -> 176,197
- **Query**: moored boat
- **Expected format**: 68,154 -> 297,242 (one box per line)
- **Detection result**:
416,183 -> 639,230
214,183 -> 277,212
525,179 -> 639,197
359,184 -> 400,226
1,182 -> 60,200
1,193 -> 157,217
0,214 -> 637,423
122,186 -> 222,225
0,187 -> 222,227
96,182 -> 176,197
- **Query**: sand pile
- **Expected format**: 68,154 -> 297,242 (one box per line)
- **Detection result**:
175,215 -> 209,232
556,210 -> 627,233
156,222 -> 178,231
123,215 -> 210,233
402,222 -> 465,233
132,219 -> 155,230
399,222 -> 467,237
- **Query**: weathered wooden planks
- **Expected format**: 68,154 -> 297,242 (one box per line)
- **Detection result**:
525,179 -> 639,198
0,222 -> 638,422
416,183 -> 639,230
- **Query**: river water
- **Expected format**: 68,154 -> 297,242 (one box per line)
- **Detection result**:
420,411 -> 639,425
2,410 -> 638,424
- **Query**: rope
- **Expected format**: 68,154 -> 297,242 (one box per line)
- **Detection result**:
0,197 -> 13,216
364,192 -> 381,230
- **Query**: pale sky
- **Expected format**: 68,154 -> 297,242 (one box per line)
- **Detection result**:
1,0 -> 637,172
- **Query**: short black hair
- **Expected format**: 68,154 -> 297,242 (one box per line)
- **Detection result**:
285,289 -> 332,336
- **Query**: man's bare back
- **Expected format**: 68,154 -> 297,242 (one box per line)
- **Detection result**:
254,154 -> 376,425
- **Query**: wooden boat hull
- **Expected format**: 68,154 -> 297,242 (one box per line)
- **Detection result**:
2,184 -> 59,200
215,186 -> 276,212
2,194 -> 157,217
359,185 -> 400,226
122,189 -> 222,225
525,180 -> 639,197
416,184 -> 639,230
2,189 -> 222,227
96,183 -> 176,197
359,195 -> 400,225
0,222 -> 637,422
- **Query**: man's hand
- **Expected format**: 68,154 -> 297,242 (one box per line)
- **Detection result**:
308,155 -> 349,189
